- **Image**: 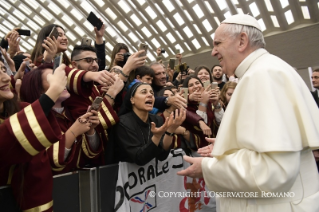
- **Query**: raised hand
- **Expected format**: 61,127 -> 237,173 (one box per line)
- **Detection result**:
177,156 -> 203,178
42,37 -> 58,63
198,138 -> 215,157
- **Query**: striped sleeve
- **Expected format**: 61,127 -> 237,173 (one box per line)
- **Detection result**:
65,66 -> 93,97
81,133 -> 103,159
3,101 -> 61,160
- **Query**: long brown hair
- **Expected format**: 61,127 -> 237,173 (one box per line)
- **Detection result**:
31,24 -> 71,66
109,43 -> 129,70
219,81 -> 237,107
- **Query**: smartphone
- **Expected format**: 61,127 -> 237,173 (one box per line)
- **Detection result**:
48,26 -> 59,39
138,43 -> 148,57
203,81 -> 211,89
17,29 -> 31,36
161,48 -> 165,54
81,38 -> 92,46
87,12 -> 103,31
175,49 -> 180,54
211,82 -> 218,89
180,87 -> 188,104
53,54 -> 63,73
24,61 -> 31,73
89,96 -> 103,112
169,58 -> 175,70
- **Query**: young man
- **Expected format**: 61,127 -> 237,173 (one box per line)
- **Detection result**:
178,14 -> 319,212
211,65 -> 225,89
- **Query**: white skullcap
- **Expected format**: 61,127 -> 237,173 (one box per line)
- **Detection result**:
221,14 -> 261,31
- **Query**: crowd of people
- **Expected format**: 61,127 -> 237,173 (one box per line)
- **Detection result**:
1,12 -> 319,212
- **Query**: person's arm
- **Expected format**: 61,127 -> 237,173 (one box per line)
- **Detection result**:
202,151 -> 300,193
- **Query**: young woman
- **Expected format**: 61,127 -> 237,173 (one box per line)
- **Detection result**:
0,60 -> 67,212
182,76 -> 221,148
114,82 -> 185,166
109,43 -> 129,70
219,81 -> 237,110
20,64 -> 102,174
31,24 -> 71,66
194,65 -> 213,84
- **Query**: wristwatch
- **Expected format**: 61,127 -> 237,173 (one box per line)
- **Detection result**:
214,102 -> 221,110
165,131 -> 175,136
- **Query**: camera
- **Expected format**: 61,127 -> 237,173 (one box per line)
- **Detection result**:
123,52 -> 131,64
161,48 -> 165,54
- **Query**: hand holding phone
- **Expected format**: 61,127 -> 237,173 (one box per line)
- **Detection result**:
88,96 -> 103,112
81,38 -> 92,46
138,43 -> 148,57
17,29 -> 31,36
203,81 -> 211,89
53,54 -> 63,73
87,12 -> 103,31
48,27 -> 59,40
211,82 -> 218,90
169,58 -> 175,70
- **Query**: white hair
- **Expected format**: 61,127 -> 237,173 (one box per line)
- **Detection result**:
222,24 -> 266,48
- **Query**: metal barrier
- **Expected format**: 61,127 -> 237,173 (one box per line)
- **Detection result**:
0,165 -> 119,212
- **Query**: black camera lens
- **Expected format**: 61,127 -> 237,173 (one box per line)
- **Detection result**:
161,48 -> 165,54
123,52 -> 131,64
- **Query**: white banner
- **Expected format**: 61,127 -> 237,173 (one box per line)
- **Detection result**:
114,149 -> 216,212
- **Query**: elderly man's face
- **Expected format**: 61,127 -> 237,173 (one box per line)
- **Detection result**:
211,24 -> 240,77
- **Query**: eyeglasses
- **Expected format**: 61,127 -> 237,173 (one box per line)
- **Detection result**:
74,57 -> 100,64
311,76 -> 319,79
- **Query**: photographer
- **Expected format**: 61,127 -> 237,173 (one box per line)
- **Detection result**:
109,43 -> 130,70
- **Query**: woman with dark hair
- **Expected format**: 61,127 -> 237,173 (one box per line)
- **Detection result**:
0,62 -> 67,212
219,81 -> 237,110
109,43 -> 129,70
182,76 -> 221,148
31,24 -> 71,66
20,64 -> 102,174
194,65 -> 214,84
114,82 -> 186,166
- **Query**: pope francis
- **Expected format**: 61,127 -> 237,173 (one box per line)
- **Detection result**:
177,14 -> 319,212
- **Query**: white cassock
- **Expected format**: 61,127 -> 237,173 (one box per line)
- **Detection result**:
202,48 -> 319,212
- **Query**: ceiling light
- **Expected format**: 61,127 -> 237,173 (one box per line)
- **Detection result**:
131,14 -> 142,26
192,38 -> 201,49
285,10 -> 294,24
0,0 -> 11,10
106,8 -> 117,20
232,0 -> 239,4
25,0 -> 39,9
301,6 -> 310,19
33,15 -> 45,26
3,21 -> 14,32
94,0 -> 105,7
48,2 -> 61,15
118,21 -> 128,31
118,0 -> 131,13
202,37 -> 209,46
62,15 -> 74,26
0,7 -> 6,16
155,3 -> 164,15
174,13 -> 184,26
27,20 -> 39,31
68,45 -> 74,51
203,19 -> 213,32
264,0 -> 274,11
7,15 -> 20,26
166,18 -> 174,28
146,6 -> 157,19
175,31 -> 183,40
184,10 -> 193,21
40,9 -> 53,21
150,25 -> 158,34
106,26 -> 117,37
152,38 -> 161,48
193,24 -> 202,34
157,20 -> 167,32
183,26 -> 193,38
184,42 -> 191,51
129,32 -> 138,42
249,2 -> 260,17
147,53 -> 155,62
204,2 -> 214,13
105,42 -> 113,51
74,27 -> 85,37
58,0 -> 70,8
214,17 -> 221,25
80,1 -> 94,14
139,12 -> 148,22
224,11 -> 231,18
193,4 -> 204,19
116,37 -> 125,43
142,27 -> 152,37
163,0 -> 174,12
271,15 -> 280,27
19,3 -> 32,15
211,33 -> 215,41
280,0 -> 289,9
216,0 -> 227,10
27,38 -> 36,47
159,37 -> 167,45
106,55 -> 111,62
137,0 -> 146,6
257,18 -> 266,31
70,9 -> 83,21
166,33 -> 176,43
67,31 -> 77,41
237,8 -> 244,14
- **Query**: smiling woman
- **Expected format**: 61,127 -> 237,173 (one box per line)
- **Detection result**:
31,24 -> 71,66
114,82 -> 185,166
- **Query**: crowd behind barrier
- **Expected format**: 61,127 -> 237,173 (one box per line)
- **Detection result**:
1,11 -> 319,212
